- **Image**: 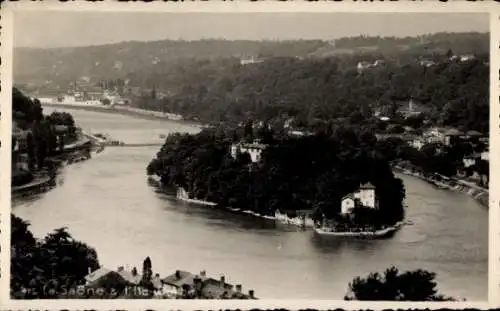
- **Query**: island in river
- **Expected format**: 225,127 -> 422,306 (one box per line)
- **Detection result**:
147,121 -> 406,233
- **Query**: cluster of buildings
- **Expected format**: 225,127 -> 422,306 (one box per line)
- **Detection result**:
420,53 -> 477,68
83,266 -> 256,299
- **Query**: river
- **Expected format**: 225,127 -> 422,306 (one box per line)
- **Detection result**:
12,108 -> 488,300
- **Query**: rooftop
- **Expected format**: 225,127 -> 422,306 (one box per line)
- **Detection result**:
85,267 -> 112,283
360,182 -> 375,189
445,128 -> 464,136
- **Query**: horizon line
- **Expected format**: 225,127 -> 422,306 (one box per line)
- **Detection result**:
14,30 -> 489,50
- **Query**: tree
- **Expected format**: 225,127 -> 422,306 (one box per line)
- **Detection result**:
11,214 -> 100,299
140,256 -> 154,296
344,266 -> 456,301
243,120 -> 254,142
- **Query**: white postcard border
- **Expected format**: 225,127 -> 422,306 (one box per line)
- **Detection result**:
1,1 -> 499,310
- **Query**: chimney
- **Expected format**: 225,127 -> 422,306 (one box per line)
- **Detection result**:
236,284 -> 242,293
117,266 -> 124,272
249,290 -> 254,298
88,267 -> 92,275
200,270 -> 206,277
175,270 -> 181,279
220,276 -> 225,287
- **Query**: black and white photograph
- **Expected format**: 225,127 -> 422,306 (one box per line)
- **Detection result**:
3,3 -> 493,306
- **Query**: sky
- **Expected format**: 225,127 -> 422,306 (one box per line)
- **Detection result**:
14,11 -> 489,48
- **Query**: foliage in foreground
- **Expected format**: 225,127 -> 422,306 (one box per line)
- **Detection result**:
11,214 -> 100,299
345,266 -> 457,301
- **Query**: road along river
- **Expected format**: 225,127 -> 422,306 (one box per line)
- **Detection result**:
12,107 -> 488,300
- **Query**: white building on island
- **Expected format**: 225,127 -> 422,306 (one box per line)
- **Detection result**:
230,141 -> 268,163
340,182 -> 377,215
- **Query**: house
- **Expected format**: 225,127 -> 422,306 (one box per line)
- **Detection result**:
161,270 -> 255,299
465,130 -> 483,142
161,270 -> 199,297
12,121 -> 30,152
340,182 -> 376,215
230,141 -> 268,163
463,154 -> 479,168
84,267 -> 129,290
420,59 -> 436,67
460,54 -> 476,62
409,137 -> 425,150
240,56 -> 264,66
396,98 -> 427,118
481,151 -> 489,161
423,127 -> 447,144
357,61 -> 373,72
151,274 -> 165,297
116,266 -> 142,285
443,128 -> 464,146
340,194 -> 357,215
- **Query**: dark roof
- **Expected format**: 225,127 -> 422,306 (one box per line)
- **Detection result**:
360,182 -> 375,189
117,270 -> 142,285
341,194 -> 355,201
162,270 -> 202,288
445,128 -> 464,136
467,130 -> 483,137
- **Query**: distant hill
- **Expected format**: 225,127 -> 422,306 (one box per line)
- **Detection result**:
14,39 -> 324,86
14,32 -> 488,89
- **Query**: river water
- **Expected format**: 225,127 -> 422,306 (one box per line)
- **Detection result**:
12,108 -> 488,300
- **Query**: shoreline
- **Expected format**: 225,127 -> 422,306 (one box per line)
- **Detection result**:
41,102 -> 204,129
12,136 -> 102,197
393,164 -> 488,208
150,178 -> 406,232
314,221 -> 404,238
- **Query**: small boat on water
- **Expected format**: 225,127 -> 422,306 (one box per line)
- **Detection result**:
159,134 -> 167,139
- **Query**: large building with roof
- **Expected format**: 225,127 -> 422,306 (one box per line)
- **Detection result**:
341,182 -> 377,215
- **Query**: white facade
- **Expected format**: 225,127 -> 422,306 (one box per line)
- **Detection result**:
481,151 -> 489,161
410,139 -> 425,150
230,143 -> 266,163
463,157 -> 476,168
240,146 -> 263,163
341,184 -> 376,215
341,197 -> 355,215
38,97 -> 54,104
356,188 -> 376,209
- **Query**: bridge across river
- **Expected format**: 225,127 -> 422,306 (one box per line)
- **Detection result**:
104,143 -> 164,147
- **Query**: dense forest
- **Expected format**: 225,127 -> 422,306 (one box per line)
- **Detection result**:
14,39 -> 325,85
147,124 -> 406,226
134,51 -> 488,133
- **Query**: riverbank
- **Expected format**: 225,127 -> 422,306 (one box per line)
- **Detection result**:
314,221 -> 404,239
42,102 -> 204,129
157,182 -> 407,233
12,135 -> 99,197
392,164 -> 488,208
